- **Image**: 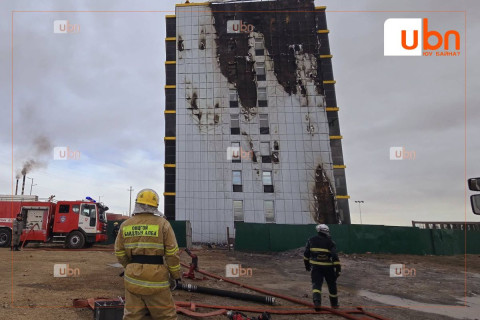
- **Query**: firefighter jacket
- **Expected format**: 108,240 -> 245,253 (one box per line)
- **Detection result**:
115,212 -> 181,295
304,233 -> 341,268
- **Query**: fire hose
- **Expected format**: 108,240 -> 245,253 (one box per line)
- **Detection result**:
179,262 -> 390,320
21,223 -> 39,250
179,283 -> 276,305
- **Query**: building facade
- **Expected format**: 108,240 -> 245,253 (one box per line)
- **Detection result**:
164,0 -> 350,243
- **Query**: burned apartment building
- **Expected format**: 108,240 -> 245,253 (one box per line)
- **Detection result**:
163,0 -> 350,243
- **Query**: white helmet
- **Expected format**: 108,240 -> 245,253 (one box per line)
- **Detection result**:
316,224 -> 330,234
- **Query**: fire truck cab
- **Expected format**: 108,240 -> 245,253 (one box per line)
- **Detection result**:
0,196 -> 108,249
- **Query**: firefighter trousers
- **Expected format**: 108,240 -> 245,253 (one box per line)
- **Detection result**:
123,287 -> 177,320
311,266 -> 338,307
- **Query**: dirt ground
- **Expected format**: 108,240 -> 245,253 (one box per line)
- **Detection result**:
1,245 -> 479,320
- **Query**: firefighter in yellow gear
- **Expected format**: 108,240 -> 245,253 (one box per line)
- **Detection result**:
115,189 -> 181,320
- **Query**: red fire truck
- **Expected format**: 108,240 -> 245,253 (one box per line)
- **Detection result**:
0,195 -> 108,249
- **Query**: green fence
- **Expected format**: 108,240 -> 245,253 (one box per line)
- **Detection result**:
235,223 -> 480,255
99,220 -> 191,248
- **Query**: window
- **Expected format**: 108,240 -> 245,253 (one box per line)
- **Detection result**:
259,114 -> 269,134
229,89 -> 238,108
262,171 -> 274,193
260,142 -> 271,163
265,200 -> 275,223
231,114 -> 240,135
81,204 -> 96,217
231,142 -> 241,163
256,62 -> 266,81
233,200 -> 244,221
255,38 -> 264,56
233,170 -> 243,192
258,87 -> 267,107
59,205 -> 70,213
72,205 -> 80,214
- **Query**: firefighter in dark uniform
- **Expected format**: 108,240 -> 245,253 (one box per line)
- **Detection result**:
112,222 -> 120,240
304,224 -> 341,309
11,213 -> 24,251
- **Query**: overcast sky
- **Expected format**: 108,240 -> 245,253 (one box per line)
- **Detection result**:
0,0 -> 478,225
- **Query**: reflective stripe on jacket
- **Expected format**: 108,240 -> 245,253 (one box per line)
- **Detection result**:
304,233 -> 340,267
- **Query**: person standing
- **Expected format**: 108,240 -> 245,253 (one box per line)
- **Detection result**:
112,222 -> 120,240
11,213 -> 24,251
115,189 -> 181,320
304,224 -> 341,310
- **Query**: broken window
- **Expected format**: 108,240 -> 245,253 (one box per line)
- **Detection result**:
255,38 -> 264,56
256,62 -> 266,81
231,142 -> 241,163
229,89 -> 238,108
233,200 -> 244,221
231,114 -> 240,135
233,170 -> 243,192
258,87 -> 267,107
262,171 -> 274,193
259,114 -> 269,134
264,200 -> 275,223
260,142 -> 271,163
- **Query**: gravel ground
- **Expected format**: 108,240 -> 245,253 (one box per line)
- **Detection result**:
0,245 -> 479,320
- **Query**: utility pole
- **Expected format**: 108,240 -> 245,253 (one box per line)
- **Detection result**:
27,177 -> 37,196
355,200 -> 365,224
128,186 -> 134,216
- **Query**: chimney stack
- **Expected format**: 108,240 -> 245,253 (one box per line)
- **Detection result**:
21,175 -> 26,195
15,179 -> 19,195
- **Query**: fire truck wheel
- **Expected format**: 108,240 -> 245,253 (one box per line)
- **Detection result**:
66,231 -> 85,249
0,229 -> 12,247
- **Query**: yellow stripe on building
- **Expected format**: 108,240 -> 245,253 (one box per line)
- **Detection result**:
329,135 -> 343,140
164,110 -> 176,114
323,80 -> 336,84
326,107 -> 339,112
336,195 -> 350,199
165,85 -> 176,89
165,37 -> 176,41
164,192 -> 176,196
164,164 -> 176,168
317,30 -> 330,34
333,165 -> 346,169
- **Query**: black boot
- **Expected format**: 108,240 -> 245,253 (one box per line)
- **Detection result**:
14,245 -> 20,251
313,291 -> 322,311
330,296 -> 339,309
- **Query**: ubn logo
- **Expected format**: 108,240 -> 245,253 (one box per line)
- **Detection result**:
389,264 -> 416,277
54,264 -> 80,277
384,18 -> 460,56
54,146 -> 81,160
225,264 -> 252,277
227,20 -> 254,34
227,146 -> 253,161
54,20 -> 80,34
390,147 -> 416,160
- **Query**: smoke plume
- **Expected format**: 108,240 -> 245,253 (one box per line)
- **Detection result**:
16,135 -> 53,177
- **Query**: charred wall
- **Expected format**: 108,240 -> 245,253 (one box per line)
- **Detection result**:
211,0 -> 323,105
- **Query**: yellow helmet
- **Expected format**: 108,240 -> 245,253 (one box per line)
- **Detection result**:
135,189 -> 159,208
113,222 -> 119,226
